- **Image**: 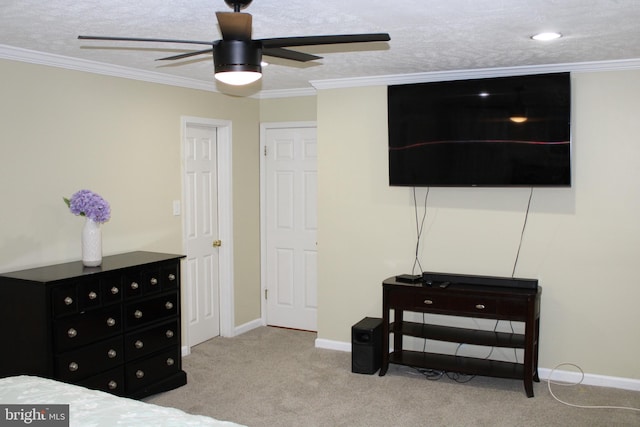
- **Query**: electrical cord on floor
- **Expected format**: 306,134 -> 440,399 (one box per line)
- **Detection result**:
547,363 -> 640,412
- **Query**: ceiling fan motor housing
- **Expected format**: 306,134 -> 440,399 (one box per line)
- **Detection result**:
214,40 -> 262,74
224,0 -> 253,12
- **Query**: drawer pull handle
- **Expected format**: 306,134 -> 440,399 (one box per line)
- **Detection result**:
108,380 -> 118,390
168,274 -> 176,281
88,291 -> 97,300
67,328 -> 77,338
134,310 -> 143,319
107,349 -> 117,359
423,299 -> 433,305
166,330 -> 174,339
64,296 -> 73,306
111,286 -> 119,295
166,358 -> 175,366
150,278 -> 158,286
106,317 -> 116,327
130,282 -> 139,290
134,340 -> 144,349
136,370 -> 144,379
68,362 -> 79,372
475,304 -> 486,310
165,301 -> 174,310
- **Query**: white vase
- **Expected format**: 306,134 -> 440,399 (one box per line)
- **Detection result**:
82,218 -> 102,267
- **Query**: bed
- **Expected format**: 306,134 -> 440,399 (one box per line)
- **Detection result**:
0,376 -> 245,427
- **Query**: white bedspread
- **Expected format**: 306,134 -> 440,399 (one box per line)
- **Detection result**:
0,376 -> 245,427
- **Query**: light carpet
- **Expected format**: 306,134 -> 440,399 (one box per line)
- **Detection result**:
145,326 -> 639,426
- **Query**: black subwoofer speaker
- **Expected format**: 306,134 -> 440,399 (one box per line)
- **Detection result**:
351,317 -> 382,374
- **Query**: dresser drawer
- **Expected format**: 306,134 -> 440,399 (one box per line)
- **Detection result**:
122,270 -> 144,299
52,278 -> 122,318
160,263 -> 180,291
100,274 -> 123,305
54,306 -> 122,352
52,284 -> 79,317
77,366 -> 125,396
124,319 -> 179,361
125,293 -> 178,329
125,347 -> 180,394
55,336 -> 123,382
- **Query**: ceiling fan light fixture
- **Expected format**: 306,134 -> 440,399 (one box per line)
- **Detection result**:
213,40 -> 263,85
215,70 -> 262,85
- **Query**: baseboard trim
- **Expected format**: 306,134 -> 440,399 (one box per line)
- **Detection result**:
538,367 -> 640,392
234,318 -> 265,337
315,338 -> 640,392
315,338 -> 351,352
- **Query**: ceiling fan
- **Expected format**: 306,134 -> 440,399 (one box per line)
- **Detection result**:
78,0 -> 390,86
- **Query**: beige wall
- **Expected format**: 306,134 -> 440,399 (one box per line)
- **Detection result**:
2,56 -> 640,381
317,70 -> 640,380
259,95 -> 317,123
0,59 -> 261,327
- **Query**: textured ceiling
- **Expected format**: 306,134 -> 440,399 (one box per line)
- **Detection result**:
2,0 -> 640,95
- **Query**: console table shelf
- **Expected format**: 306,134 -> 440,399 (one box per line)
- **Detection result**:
390,321 -> 526,348
380,273 -> 541,397
389,350 -> 525,380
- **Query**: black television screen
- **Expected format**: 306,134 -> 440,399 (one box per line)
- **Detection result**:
388,73 -> 571,187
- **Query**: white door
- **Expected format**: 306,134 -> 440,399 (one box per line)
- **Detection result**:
184,123 -> 220,346
263,125 -> 318,331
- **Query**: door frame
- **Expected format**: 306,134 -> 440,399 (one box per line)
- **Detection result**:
259,121 -> 317,327
181,116 -> 235,350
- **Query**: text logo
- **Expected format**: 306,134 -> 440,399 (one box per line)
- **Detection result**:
0,405 -> 69,426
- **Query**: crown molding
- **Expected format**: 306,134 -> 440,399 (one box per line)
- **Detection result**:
0,44 -> 219,93
3,44 -> 640,98
309,58 -> 640,90
256,87 -> 317,99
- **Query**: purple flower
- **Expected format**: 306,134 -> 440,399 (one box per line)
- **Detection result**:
63,189 -> 111,223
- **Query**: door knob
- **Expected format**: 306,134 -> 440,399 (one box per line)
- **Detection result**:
212,240 -> 222,247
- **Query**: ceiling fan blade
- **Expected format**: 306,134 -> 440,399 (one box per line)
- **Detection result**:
262,47 -> 322,62
216,12 -> 252,40
260,33 -> 390,49
78,35 -> 214,46
156,48 -> 215,61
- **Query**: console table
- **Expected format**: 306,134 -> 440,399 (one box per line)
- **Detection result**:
0,251 -> 187,399
380,273 -> 541,397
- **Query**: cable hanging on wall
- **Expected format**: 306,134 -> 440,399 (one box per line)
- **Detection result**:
512,187 -> 533,277
412,186 -> 430,275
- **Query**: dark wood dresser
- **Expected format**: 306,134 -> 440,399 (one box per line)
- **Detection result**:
0,251 -> 187,399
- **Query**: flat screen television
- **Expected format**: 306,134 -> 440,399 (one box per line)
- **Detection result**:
388,72 -> 571,187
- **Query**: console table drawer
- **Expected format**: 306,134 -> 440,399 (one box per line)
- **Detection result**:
389,291 -> 449,311
390,290 -> 498,316
446,296 -> 497,316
